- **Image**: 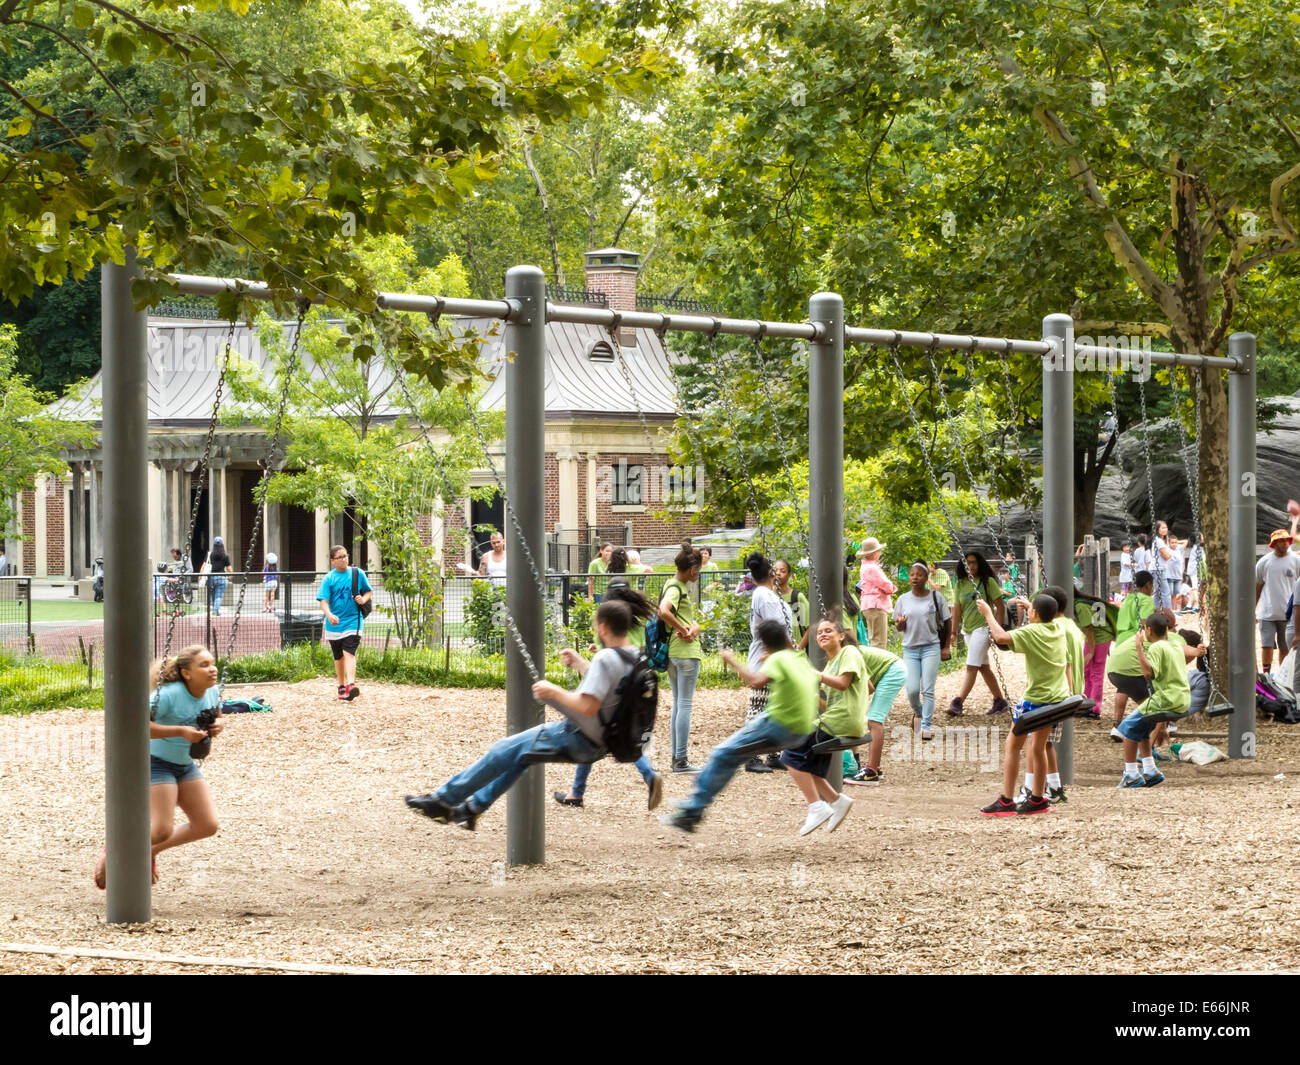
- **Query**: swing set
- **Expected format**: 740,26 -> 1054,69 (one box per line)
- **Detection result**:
98,258 -> 1260,924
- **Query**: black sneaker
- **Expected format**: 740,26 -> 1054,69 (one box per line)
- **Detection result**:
1016,796 -> 1052,815
646,773 -> 664,811
671,759 -> 700,774
764,752 -> 786,771
1046,785 -> 1068,805
744,755 -> 773,774
660,808 -> 700,833
980,795 -> 1018,817
552,791 -> 583,808
405,793 -> 455,822
450,803 -> 479,831
846,766 -> 881,785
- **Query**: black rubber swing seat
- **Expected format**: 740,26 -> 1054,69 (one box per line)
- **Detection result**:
1205,700 -> 1235,718
730,738 -> 787,759
1073,697 -> 1098,716
1140,708 -> 1190,723
1011,694 -> 1086,735
811,733 -> 871,754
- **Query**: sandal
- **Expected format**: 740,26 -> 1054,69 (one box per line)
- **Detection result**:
552,791 -> 584,808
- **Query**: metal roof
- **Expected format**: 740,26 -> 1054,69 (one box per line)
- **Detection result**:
49,316 -> 683,427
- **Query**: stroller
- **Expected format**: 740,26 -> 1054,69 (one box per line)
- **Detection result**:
92,557 -> 104,602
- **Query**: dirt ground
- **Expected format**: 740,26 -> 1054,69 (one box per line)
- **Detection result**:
2,655 -> 1299,975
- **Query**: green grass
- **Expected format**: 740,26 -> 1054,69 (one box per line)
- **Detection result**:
28,600 -> 105,623
0,652 -> 102,713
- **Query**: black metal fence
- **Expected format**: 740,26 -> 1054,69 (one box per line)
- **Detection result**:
0,577 -> 32,654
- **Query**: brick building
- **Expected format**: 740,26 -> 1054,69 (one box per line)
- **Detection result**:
5,249 -> 736,580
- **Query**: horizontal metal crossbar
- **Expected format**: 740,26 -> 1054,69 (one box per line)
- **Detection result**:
167,273 -> 1247,372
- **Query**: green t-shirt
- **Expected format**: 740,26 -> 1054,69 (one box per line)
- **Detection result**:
857,645 -> 899,687
820,644 -> 868,738
1142,638 -> 1191,715
1008,622 -> 1069,705
660,577 -> 701,661
1056,616 -> 1085,696
956,577 -> 1004,634
782,588 -> 810,643
588,557 -> 610,596
627,618 -> 645,648
929,567 -> 954,603
1074,598 -> 1116,644
1107,631 -> 1186,677
1115,592 -> 1154,644
761,648 -> 818,735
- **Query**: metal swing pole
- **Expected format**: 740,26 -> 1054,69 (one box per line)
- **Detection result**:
808,293 -> 844,786
1227,332 -> 1257,759
103,253 -> 152,923
1041,314 -> 1075,784
505,265 -> 547,865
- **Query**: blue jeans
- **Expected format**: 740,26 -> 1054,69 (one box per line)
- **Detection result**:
209,576 -> 228,615
1151,570 -> 1172,610
437,720 -> 605,813
571,755 -> 656,799
903,642 -> 941,730
678,713 -> 807,818
667,657 -> 700,763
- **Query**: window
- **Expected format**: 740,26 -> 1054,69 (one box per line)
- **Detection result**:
667,464 -> 700,506
612,462 -> 644,505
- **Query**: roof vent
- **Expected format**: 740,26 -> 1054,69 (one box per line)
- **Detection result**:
586,338 -> 616,363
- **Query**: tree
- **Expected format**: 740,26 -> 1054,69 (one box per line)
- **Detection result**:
656,0 -> 1300,695
222,236 -> 499,646
0,0 -> 671,384
0,325 -> 93,540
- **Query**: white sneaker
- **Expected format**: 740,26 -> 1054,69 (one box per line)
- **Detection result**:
798,801 -> 834,836
826,794 -> 854,832
1109,726 -> 1125,743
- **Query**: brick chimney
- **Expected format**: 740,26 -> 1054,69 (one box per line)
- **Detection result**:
584,248 -> 639,346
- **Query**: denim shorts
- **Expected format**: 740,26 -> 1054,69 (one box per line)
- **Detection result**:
150,755 -> 203,787
1117,710 -> 1160,743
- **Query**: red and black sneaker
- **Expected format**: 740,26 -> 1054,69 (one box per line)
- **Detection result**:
345,684 -> 360,701
337,685 -> 348,701
1016,795 -> 1052,815
980,795 -> 1018,817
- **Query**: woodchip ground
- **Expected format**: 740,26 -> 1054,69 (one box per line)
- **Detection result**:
2,656 -> 1298,974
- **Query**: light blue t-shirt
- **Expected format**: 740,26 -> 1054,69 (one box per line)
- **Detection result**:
150,681 -> 220,766
317,566 -> 372,637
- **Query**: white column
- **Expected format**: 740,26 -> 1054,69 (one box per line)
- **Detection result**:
557,446 -> 580,531
585,453 -> 598,528
62,473 -> 72,577
148,463 -> 163,565
34,474 -> 48,577
209,464 -> 225,546
429,496 -> 445,568
314,507 -> 330,571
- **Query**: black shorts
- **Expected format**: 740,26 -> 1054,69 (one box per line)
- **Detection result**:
779,729 -> 834,778
329,634 -> 361,660
1108,671 -> 1152,702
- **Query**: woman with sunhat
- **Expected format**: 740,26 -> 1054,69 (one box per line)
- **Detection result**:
856,537 -> 896,650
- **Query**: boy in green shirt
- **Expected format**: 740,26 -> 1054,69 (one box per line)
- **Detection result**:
1110,571 -> 1155,735
975,593 -> 1068,817
662,619 -> 818,834
1116,612 -> 1190,787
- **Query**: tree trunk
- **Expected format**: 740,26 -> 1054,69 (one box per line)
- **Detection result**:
1197,367 -> 1231,696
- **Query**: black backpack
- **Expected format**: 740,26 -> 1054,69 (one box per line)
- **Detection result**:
600,648 -> 659,762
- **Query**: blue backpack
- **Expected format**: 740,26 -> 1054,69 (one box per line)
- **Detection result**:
643,616 -> 670,672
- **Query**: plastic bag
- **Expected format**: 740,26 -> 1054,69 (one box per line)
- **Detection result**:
1171,740 -> 1228,765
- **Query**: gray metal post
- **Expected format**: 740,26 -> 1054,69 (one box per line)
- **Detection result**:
102,253 -> 152,923
1227,332 -> 1257,758
809,293 -> 844,786
1042,314 -> 1075,784
505,265 -> 547,864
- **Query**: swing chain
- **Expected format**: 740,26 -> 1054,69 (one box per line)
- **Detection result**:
886,337 -> 1012,699
706,329 -> 768,554
604,314 -> 661,459
158,316 -> 239,667
995,338 -> 1041,544
748,329 -> 823,615
221,301 -> 310,693
1105,369 -> 1141,537
461,393 -> 550,684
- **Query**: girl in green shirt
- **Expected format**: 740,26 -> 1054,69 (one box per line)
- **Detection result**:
659,546 -> 703,772
773,558 -> 811,650
949,551 -> 1010,717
